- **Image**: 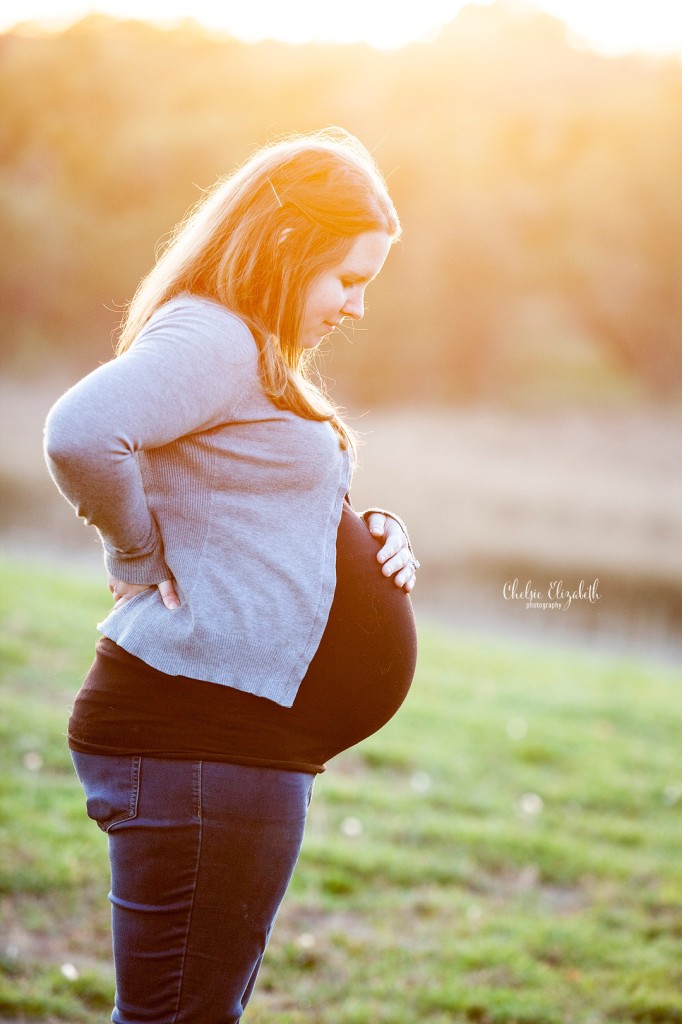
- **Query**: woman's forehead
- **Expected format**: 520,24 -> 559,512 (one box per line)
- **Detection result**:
333,231 -> 392,280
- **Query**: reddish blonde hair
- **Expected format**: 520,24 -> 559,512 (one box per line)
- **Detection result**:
117,127 -> 401,452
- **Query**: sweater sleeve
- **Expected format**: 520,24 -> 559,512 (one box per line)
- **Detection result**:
44,298 -> 257,584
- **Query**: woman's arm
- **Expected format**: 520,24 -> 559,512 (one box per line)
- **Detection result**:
44,298 -> 256,587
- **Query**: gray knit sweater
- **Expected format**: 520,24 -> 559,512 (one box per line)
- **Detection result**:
44,295 -> 353,707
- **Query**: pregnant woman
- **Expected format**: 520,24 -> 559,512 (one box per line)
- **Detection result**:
44,127 -> 418,1024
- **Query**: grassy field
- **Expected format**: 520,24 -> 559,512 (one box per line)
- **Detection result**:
1,558 -> 681,1023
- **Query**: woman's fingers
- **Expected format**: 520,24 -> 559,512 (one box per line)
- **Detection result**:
369,516 -> 418,591
109,576 -> 150,606
112,585 -> 150,608
367,512 -> 388,539
157,578 -> 181,610
108,574 -> 180,610
372,516 -> 405,566
393,556 -> 419,590
384,547 -> 419,589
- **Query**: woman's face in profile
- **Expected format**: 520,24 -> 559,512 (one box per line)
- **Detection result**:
300,230 -> 392,350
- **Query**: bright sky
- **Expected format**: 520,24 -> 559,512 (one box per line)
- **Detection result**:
5,0 -> 682,57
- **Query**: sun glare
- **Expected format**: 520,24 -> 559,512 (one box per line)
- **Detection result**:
3,0 -> 682,56
6,0 -> 466,48
539,0 -> 682,57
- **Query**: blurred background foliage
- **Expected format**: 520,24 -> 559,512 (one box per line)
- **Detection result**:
1,1 -> 681,407
1,1 -> 681,659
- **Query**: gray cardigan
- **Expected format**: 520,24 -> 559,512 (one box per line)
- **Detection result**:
44,295 -> 353,707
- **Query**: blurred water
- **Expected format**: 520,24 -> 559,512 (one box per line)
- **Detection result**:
413,564 -> 682,666
2,380 -> 680,665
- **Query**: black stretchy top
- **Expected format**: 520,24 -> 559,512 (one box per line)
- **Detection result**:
68,501 -> 418,773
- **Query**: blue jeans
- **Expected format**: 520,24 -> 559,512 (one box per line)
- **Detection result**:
71,751 -> 315,1024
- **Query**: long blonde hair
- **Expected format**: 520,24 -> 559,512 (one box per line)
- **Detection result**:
116,127 -> 401,453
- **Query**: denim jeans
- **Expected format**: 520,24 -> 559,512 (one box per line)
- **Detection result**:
71,751 -> 315,1024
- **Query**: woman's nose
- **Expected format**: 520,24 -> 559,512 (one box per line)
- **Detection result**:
342,292 -> 364,321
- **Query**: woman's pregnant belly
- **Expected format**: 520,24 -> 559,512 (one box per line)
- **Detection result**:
290,501 -> 418,761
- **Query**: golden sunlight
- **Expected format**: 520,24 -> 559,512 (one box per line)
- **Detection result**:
539,0 -> 682,57
3,0 -> 467,47
4,0 -> 682,56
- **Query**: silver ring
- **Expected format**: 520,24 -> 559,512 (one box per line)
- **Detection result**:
411,558 -> 421,572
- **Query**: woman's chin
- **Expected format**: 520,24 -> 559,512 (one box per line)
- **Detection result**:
300,332 -> 326,350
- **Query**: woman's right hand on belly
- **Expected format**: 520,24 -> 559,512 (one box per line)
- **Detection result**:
108,574 -> 180,611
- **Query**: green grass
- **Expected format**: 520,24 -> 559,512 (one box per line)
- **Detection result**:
1,556 -> 682,1023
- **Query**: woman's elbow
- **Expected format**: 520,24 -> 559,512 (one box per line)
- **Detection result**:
43,399 -> 66,453
43,397 -> 91,474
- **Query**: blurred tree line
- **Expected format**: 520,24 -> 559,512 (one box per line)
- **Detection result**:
1,2 -> 681,407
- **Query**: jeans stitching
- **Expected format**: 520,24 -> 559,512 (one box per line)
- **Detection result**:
129,755 -> 141,818
170,760 -> 203,1024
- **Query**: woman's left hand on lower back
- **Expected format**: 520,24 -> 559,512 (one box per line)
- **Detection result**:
108,574 -> 181,611
365,513 -> 419,592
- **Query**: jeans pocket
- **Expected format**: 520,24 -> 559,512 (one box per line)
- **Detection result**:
71,751 -> 141,833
